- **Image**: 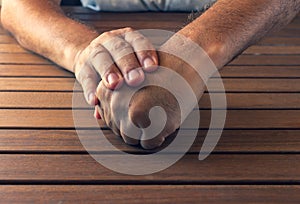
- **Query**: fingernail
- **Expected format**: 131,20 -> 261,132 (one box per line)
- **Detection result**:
144,57 -> 155,68
127,69 -> 141,82
143,57 -> 157,72
107,73 -> 119,85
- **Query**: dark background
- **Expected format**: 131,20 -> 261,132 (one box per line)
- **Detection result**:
61,0 -> 81,6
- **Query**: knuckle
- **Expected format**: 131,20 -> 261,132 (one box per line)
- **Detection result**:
90,47 -> 107,59
97,82 -> 109,100
95,83 -> 104,97
111,40 -> 131,52
107,120 -> 113,128
123,27 -> 133,32
137,50 -> 154,58
75,66 -> 87,82
90,37 -> 103,49
100,31 -> 112,39
78,72 -> 96,86
133,35 -> 147,42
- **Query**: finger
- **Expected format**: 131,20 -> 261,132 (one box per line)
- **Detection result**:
89,45 -> 124,90
94,106 -> 101,119
124,30 -> 158,72
102,35 -> 145,87
120,120 -> 140,145
140,134 -> 166,150
75,64 -> 100,105
108,119 -> 121,137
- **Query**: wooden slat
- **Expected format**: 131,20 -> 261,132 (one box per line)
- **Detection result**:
209,78 -> 300,92
0,53 -> 298,66
218,66 -> 300,78
0,92 -> 87,108
2,78 -> 300,92
1,129 -> 300,153
267,29 -> 300,37
0,64 -> 72,77
0,7 -> 298,203
0,44 -> 29,53
1,65 -> 300,78
0,29 -> 9,35
0,185 -> 299,204
258,37 -> 300,45
1,44 -> 300,57
0,35 -> 17,44
243,46 -> 300,55
0,33 -> 300,46
0,109 -> 300,128
0,78 -> 78,91
230,55 -> 300,66
0,53 -> 52,64
96,27 -> 300,37
1,92 -> 300,109
2,36 -> 298,46
0,154 -> 300,182
284,23 -> 300,29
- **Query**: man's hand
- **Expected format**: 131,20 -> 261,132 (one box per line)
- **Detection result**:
74,27 -> 158,105
95,46 -> 207,149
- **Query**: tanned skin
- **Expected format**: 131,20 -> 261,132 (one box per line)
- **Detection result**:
1,0 -> 159,104
2,0 -> 300,148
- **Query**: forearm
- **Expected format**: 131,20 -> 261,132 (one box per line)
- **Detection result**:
178,0 -> 300,69
1,0 -> 99,72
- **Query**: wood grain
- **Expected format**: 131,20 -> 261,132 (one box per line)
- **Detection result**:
0,77 -> 78,91
218,66 -> 300,78
0,109 -> 300,129
0,92 -> 299,109
1,44 -> 300,56
0,129 -> 300,153
0,53 -> 52,64
2,78 -> 300,92
1,53 -> 298,66
0,6 -> 299,203
1,64 -> 300,78
229,55 -> 300,66
0,154 -> 299,182
0,64 -> 72,77
0,185 -> 299,204
243,46 -> 300,55
258,37 -> 300,45
0,44 -> 29,53
0,35 -> 17,44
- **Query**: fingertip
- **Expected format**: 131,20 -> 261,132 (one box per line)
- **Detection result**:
143,57 -> 158,72
87,93 -> 96,106
125,68 -> 145,87
95,97 -> 100,106
105,72 -> 124,90
94,106 -> 101,119
140,137 -> 165,150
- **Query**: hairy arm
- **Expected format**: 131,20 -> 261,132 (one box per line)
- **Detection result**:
178,0 -> 300,69
1,0 -> 98,71
1,0 -> 158,104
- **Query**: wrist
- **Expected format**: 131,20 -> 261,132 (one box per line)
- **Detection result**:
67,33 -> 98,73
177,24 -> 230,71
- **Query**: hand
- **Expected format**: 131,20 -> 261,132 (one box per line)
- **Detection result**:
74,27 -> 158,105
95,48 -> 207,149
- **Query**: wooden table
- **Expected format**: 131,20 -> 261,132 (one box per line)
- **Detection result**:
0,6 -> 300,203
